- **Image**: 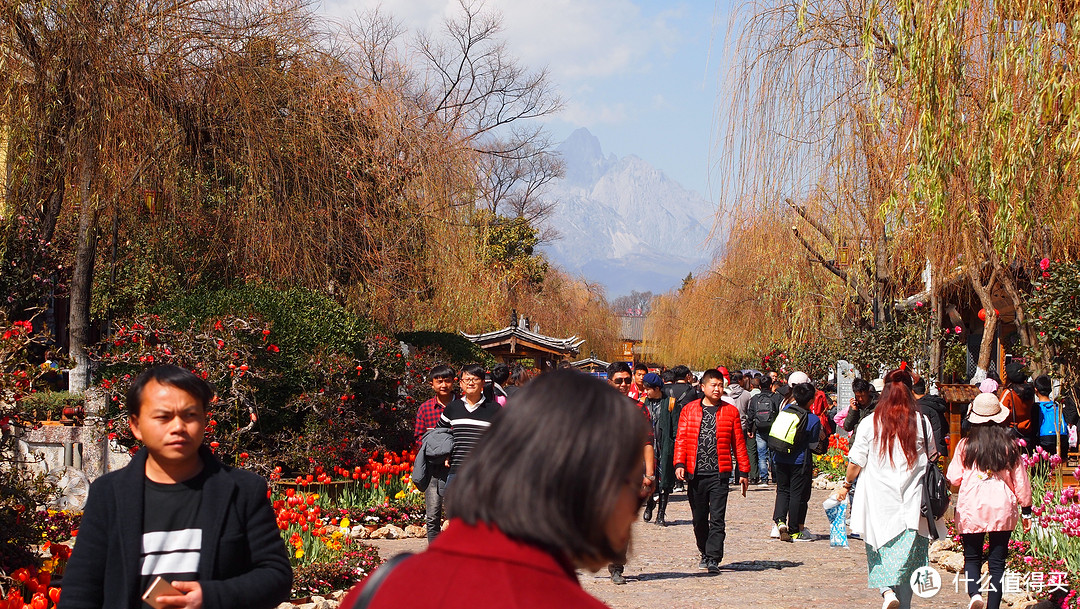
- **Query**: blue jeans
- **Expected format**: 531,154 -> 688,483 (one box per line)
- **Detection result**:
755,430 -> 772,482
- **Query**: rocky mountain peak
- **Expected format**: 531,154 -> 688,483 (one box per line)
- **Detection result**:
541,130 -> 718,297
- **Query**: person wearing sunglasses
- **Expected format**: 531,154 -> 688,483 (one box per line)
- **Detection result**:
604,362 -> 656,584
339,369 -> 654,609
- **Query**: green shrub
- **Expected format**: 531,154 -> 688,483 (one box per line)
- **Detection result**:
92,286 -> 449,472
395,331 -> 493,366
19,391 -> 83,421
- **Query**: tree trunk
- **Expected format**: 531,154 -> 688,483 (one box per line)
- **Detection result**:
976,311 -> 998,374
963,232 -> 1000,381
68,137 -> 98,393
930,283 -> 943,380
874,223 -> 890,325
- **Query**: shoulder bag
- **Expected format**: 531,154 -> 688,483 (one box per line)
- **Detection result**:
920,415 -> 950,539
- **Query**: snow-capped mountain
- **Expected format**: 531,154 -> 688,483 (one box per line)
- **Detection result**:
540,128 -> 718,297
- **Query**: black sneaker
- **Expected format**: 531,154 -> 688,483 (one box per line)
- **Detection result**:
706,559 -> 720,574
610,570 -> 626,585
697,555 -> 708,570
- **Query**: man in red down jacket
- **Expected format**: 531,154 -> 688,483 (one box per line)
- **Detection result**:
674,368 -> 750,575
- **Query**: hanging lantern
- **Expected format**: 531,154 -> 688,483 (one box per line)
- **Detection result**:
977,308 -> 1000,321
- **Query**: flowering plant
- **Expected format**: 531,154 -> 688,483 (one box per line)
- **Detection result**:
93,289 -> 455,474
3,544 -> 69,609
1005,443 -> 1080,606
292,545 -> 382,597
813,434 -> 849,480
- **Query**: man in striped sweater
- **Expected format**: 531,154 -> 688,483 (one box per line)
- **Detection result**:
674,368 -> 750,574
438,363 -> 502,482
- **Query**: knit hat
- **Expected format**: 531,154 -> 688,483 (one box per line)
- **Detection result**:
978,378 -> 999,394
968,392 -> 1010,425
642,372 -> 663,388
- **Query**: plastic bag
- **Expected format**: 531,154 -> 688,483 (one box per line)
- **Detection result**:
823,494 -> 848,547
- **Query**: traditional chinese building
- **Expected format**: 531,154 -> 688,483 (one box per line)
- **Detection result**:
461,311 -> 584,371
571,356 -> 610,377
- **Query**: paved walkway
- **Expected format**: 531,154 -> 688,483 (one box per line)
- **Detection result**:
369,485 -> 968,608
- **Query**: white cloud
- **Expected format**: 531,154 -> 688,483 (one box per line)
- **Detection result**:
558,98 -> 629,125
318,0 -> 684,82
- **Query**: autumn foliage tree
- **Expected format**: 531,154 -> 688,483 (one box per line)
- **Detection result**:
0,0 -> 619,383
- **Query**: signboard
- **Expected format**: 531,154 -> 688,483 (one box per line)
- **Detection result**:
622,341 -> 634,358
836,360 -> 857,416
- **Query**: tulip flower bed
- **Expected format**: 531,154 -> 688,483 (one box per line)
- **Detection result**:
995,446 -> 1080,608
3,542 -> 71,609
813,434 -> 849,480
268,449 -> 422,596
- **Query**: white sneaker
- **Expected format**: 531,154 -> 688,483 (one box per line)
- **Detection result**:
770,524 -> 780,538
968,594 -> 985,609
882,590 -> 899,609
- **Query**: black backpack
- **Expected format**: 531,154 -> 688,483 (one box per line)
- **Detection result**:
667,384 -> 698,411
752,392 -> 779,429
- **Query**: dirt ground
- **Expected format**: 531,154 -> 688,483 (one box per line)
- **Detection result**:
369,485 -> 971,608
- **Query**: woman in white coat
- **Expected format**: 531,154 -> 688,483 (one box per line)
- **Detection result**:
836,368 -> 943,609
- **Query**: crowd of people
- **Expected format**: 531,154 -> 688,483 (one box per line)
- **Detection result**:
54,357 -> 1064,609
379,357 -> 1069,609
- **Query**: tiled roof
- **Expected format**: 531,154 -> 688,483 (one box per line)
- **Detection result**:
461,326 -> 585,355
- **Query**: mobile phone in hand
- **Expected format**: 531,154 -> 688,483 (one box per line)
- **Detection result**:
142,576 -> 181,609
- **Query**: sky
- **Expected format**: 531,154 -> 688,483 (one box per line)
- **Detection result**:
315,0 -> 737,199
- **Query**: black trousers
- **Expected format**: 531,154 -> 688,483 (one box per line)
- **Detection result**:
772,460 -> 810,530
745,434 -> 759,481
962,530 -> 1011,609
687,473 -> 731,562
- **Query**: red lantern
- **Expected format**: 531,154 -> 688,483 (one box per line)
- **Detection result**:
977,308 -> 999,321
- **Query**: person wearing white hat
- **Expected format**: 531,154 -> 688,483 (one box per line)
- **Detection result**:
947,393 -> 1032,609
787,371 -> 811,385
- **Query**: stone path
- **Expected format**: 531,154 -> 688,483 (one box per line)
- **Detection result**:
369,485 -> 970,608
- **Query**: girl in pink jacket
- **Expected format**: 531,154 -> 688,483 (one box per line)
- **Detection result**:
947,393 -> 1033,609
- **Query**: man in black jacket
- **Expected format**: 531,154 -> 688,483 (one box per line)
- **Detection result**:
912,378 -> 948,455
60,366 -> 292,609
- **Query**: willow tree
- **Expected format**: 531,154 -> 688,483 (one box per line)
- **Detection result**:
713,0 -> 923,339
645,206 -> 851,367
860,0 -> 1080,376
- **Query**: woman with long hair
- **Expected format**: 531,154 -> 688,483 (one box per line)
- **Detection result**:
340,369 -> 653,609
836,368 -> 942,609
947,393 -> 1032,609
